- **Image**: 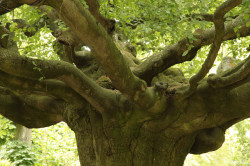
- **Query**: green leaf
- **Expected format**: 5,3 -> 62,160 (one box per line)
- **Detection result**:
246,21 -> 250,27
1,34 -> 8,39
32,61 -> 37,66
234,25 -> 241,33
243,13 -> 249,20
182,50 -> 189,56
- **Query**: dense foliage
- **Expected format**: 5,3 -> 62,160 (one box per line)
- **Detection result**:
0,116 -> 79,165
0,140 -> 36,165
0,116 -> 15,145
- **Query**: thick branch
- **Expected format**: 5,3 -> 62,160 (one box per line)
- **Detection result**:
42,0 -> 155,108
134,13 -> 250,84
208,56 -> 250,88
187,0 -> 242,92
85,0 -> 115,34
0,49 -> 117,113
0,70 -> 84,106
0,88 -> 63,128
161,78 -> 250,143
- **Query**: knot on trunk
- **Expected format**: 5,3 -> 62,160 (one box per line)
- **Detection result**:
190,127 -> 225,154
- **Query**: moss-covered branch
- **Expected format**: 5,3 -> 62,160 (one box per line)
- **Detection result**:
0,70 -> 85,106
39,0 -> 156,108
0,87 -> 63,128
207,56 -> 250,88
134,12 -> 249,84
0,48 -> 117,113
185,0 -> 242,95
85,0 -> 115,34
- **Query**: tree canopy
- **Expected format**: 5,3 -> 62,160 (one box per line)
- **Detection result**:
0,0 -> 249,165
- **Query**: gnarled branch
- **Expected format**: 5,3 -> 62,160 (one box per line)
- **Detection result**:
186,0 -> 242,94
41,0 -> 156,108
134,11 -> 249,84
0,70 -> 85,106
208,56 -> 250,88
0,88 -> 63,128
0,48 -> 117,113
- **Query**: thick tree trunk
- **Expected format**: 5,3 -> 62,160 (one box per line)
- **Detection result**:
66,108 -> 195,166
74,124 -> 194,166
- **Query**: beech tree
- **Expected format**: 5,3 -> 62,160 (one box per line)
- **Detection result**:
0,0 -> 249,165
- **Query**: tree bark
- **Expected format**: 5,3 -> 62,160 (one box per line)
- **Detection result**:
67,108 -> 196,166
0,0 -> 249,166
14,124 -> 32,145
75,130 -> 194,166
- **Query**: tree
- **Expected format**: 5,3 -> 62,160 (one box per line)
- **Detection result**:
14,124 -> 31,145
0,0 -> 249,165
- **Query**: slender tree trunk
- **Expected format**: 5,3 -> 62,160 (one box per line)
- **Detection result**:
15,124 -> 32,145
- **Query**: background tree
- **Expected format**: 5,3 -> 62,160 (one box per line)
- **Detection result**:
0,0 -> 249,165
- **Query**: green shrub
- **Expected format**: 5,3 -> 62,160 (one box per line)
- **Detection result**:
0,116 -> 15,146
0,158 -> 11,166
0,141 -> 36,166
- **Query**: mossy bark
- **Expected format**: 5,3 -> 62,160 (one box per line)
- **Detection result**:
0,1 -> 249,166
68,108 -> 195,166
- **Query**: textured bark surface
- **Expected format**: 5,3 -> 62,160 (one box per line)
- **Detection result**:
15,124 -> 32,145
0,0 -> 249,165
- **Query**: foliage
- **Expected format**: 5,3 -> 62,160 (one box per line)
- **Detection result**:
0,116 -> 15,146
99,0 -> 249,58
0,141 -> 36,166
0,158 -> 11,166
177,36 -> 250,78
0,5 -> 59,60
0,120 -> 79,165
31,122 -> 80,166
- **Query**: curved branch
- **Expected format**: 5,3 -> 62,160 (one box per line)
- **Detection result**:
134,12 -> 250,84
190,127 -> 225,154
41,0 -> 155,108
0,49 -> 117,113
0,88 -> 63,128
0,70 -> 85,106
208,56 -> 250,88
186,0 -> 242,93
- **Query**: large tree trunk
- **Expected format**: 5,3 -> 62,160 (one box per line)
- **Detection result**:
64,107 -> 198,166
75,128 -> 194,166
